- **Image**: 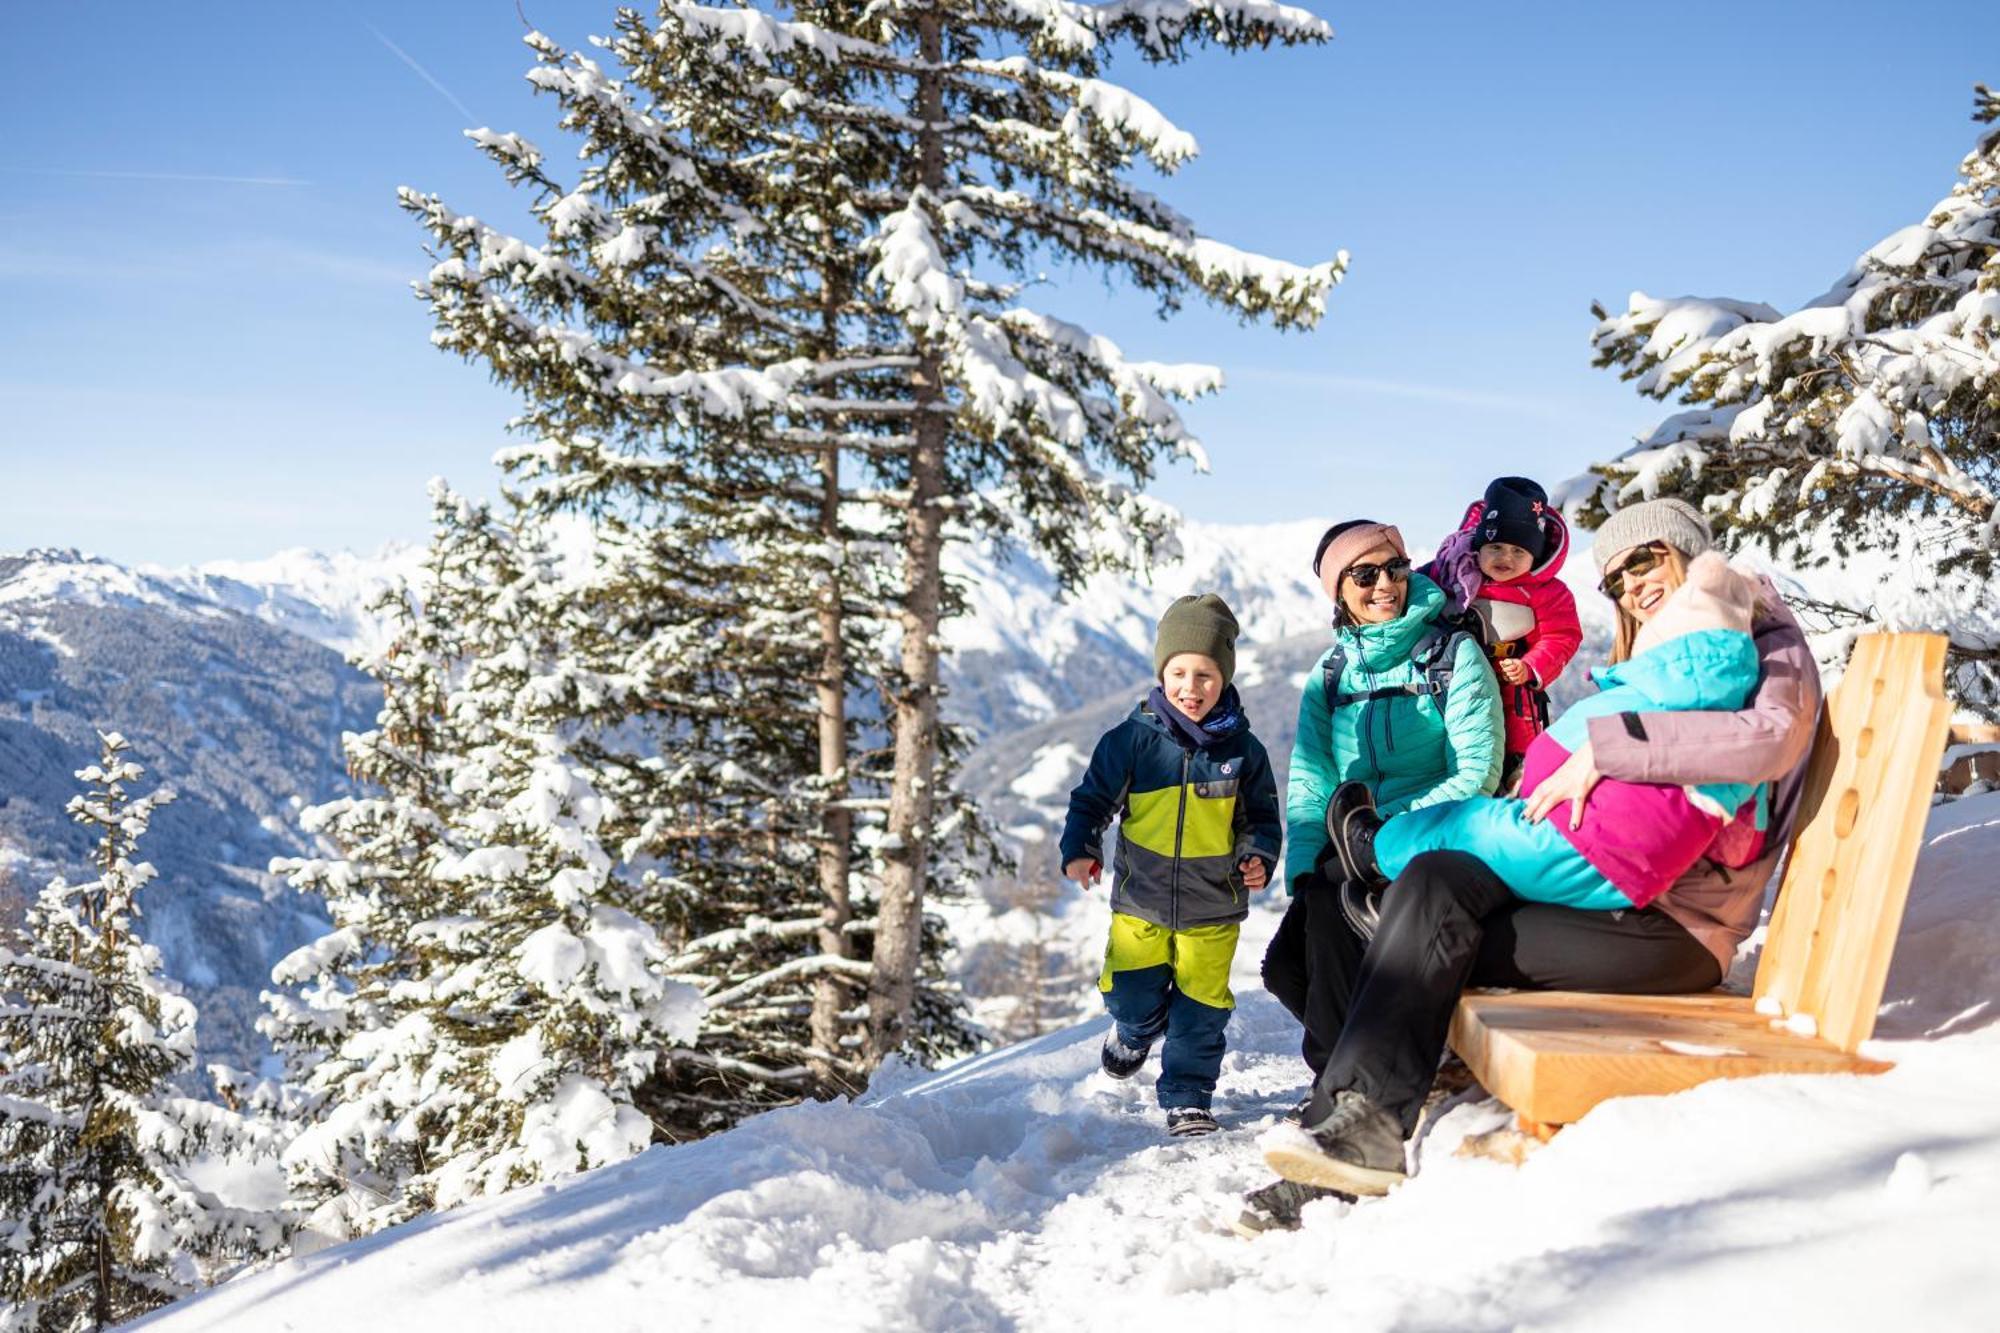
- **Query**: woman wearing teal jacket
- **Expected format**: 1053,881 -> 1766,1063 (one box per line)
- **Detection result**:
1282,520 -> 1504,889
1259,519 -> 1502,1131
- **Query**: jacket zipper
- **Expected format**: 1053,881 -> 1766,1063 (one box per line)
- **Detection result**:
1170,747 -> 1190,931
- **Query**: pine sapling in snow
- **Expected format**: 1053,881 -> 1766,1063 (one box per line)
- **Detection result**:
262,482 -> 488,1235
0,733 -> 284,1333
267,489 -> 705,1234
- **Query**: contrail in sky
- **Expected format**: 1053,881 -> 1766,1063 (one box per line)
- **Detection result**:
16,168 -> 309,186
364,21 -> 479,124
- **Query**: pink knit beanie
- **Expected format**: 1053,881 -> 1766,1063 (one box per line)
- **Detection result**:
1313,522 -> 1407,604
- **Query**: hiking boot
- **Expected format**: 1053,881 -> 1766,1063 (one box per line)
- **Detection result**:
1231,1177 -> 1354,1238
1337,876 -> 1382,943
1165,1107 -> 1220,1137
1100,1029 -> 1151,1080
1325,782 -> 1386,887
1262,1089 -> 1407,1196
1282,1092 -> 1314,1126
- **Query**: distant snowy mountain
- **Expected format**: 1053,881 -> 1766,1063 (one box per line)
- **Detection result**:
130,521 -> 1341,737
0,549 -> 376,1075
136,515 -> 1613,740
148,544 -> 426,661
943,518 -> 1335,734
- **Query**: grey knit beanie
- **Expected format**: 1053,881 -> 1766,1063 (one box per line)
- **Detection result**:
1154,593 -> 1240,684
1591,498 -> 1715,573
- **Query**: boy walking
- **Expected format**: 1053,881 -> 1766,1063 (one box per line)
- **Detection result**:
1060,593 -> 1282,1136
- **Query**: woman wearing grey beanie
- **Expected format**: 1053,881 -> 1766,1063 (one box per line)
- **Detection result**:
1249,497 -> 1828,1212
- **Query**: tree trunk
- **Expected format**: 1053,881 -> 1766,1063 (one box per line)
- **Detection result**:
809,433 -> 856,1089
868,11 -> 948,1065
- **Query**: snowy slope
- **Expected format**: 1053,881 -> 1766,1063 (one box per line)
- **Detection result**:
143,793 -> 2000,1332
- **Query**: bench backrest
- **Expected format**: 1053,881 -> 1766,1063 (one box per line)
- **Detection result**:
1752,633 -> 1953,1052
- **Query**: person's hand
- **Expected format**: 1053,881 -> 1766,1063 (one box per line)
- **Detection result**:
1238,857 -> 1269,891
1496,658 -> 1532,686
1063,857 -> 1102,888
1523,741 -> 1601,830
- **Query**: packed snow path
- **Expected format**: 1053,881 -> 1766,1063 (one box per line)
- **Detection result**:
145,796 -> 2000,1332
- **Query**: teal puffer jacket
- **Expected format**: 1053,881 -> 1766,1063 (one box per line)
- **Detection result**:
1284,574 -> 1504,889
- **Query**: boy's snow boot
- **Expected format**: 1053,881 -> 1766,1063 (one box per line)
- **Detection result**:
1166,1107 -> 1220,1137
1262,1089 -> 1407,1196
1231,1177 -> 1354,1238
1100,1028 -> 1151,1079
1325,781 -> 1386,887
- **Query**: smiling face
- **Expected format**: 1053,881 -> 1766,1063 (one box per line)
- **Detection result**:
1339,541 -> 1409,625
1160,652 -> 1224,722
1476,541 -> 1534,583
1612,542 -> 1684,624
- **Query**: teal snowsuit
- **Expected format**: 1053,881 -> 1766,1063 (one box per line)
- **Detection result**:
1284,574 -> 1505,889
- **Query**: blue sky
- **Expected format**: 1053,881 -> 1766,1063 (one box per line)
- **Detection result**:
5,1 -> 1997,566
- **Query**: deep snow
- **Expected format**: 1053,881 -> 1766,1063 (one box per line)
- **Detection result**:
142,794 -> 2000,1333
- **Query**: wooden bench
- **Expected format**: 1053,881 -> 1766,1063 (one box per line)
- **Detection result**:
1449,632 -> 1953,1131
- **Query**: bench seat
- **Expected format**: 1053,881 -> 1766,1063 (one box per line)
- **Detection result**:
1449,988 -> 1891,1127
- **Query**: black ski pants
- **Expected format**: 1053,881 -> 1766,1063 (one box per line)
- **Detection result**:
1262,850 -> 1722,1135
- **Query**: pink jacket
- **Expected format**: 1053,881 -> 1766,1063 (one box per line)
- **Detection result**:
1424,502 -> 1585,756
1580,585 -> 1823,974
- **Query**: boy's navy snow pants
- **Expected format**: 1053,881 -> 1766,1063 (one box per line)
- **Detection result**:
1100,913 -> 1236,1110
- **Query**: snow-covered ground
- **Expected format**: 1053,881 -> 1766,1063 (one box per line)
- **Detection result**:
143,793 -> 2000,1332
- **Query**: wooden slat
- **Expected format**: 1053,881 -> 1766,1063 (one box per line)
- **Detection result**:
1753,633 -> 1952,1051
1451,990 -> 1891,1125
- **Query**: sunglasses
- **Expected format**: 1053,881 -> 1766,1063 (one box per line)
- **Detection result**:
1345,557 -> 1412,589
1600,543 -> 1668,599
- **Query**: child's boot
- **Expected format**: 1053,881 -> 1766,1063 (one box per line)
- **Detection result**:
1165,1107 -> 1220,1137
1326,781 -> 1386,887
1100,1028 -> 1151,1079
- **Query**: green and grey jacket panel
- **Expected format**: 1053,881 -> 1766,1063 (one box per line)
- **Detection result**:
1284,574 -> 1505,889
1060,702 -> 1282,929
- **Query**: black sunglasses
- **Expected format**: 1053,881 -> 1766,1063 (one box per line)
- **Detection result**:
1345,557 -> 1412,589
1600,543 -> 1668,599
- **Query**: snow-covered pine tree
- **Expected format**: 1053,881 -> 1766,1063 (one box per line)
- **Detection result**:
1581,84 -> 2000,716
401,0 -> 1345,1065
0,733 -> 282,1332
268,486 -> 708,1226
262,483 -> 491,1234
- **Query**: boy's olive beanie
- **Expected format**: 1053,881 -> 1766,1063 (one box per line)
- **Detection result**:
1154,593 -> 1240,684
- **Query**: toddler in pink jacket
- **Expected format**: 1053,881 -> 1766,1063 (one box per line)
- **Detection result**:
1421,477 -> 1584,785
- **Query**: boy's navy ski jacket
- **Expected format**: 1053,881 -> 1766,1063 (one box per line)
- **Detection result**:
1060,696 -> 1282,929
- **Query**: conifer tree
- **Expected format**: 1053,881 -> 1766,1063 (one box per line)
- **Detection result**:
1584,84 -> 2000,715
268,487 -> 708,1229
262,484 -> 489,1233
401,0 -> 1345,1065
0,734 -> 281,1332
